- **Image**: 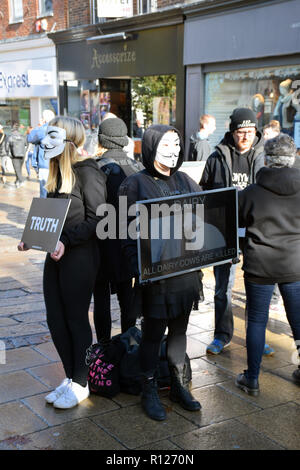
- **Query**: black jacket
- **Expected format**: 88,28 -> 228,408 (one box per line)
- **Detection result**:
118,125 -> 201,318
96,149 -> 143,283
200,131 -> 264,190
239,166 -> 300,283
8,130 -> 27,158
47,158 -> 107,248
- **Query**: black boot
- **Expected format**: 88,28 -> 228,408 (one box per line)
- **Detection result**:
169,364 -> 201,411
141,375 -> 166,421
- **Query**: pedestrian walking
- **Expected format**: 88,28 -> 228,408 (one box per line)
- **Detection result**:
27,109 -> 55,198
119,124 -> 201,421
93,117 -> 143,342
236,133 -> 300,395
200,107 -> 270,355
0,124 -> 9,184
18,116 -> 107,409
188,114 -> 216,162
7,122 -> 27,188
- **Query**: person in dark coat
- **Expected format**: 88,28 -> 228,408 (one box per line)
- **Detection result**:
200,107 -> 265,355
236,133 -> 300,394
18,116 -> 107,409
8,122 -> 27,187
188,114 -> 216,162
119,124 -> 201,421
93,117 -> 144,341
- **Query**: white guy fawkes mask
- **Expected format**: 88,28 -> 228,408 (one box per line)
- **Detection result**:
41,126 -> 67,159
155,131 -> 181,169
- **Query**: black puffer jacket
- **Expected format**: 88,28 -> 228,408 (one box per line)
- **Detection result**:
119,125 -> 202,319
239,166 -> 300,283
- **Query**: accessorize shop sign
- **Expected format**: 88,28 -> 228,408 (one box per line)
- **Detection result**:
21,198 -> 71,253
0,58 -> 57,98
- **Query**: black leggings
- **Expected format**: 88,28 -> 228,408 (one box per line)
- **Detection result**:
43,242 -> 99,386
139,312 -> 190,375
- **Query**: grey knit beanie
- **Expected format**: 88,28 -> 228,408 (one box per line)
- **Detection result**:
264,133 -> 296,168
98,117 -> 128,149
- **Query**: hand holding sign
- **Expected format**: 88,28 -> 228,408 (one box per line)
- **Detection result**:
50,241 -> 65,262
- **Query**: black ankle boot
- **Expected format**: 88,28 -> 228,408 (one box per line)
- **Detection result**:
141,375 -> 166,421
169,365 -> 201,411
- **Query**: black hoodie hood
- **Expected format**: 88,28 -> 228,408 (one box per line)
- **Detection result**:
141,125 -> 184,180
256,166 -> 300,196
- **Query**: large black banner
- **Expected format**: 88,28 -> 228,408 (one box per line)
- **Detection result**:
136,188 -> 238,284
21,198 -> 71,253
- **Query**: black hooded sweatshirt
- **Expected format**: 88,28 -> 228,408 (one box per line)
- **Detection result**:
200,131 -> 264,190
239,166 -> 300,283
118,125 -> 202,319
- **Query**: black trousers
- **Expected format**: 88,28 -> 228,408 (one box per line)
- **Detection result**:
11,157 -> 25,183
43,241 -> 99,386
139,310 -> 191,375
93,278 -> 137,341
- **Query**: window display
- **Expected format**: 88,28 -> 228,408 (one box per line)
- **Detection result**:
205,65 -> 300,148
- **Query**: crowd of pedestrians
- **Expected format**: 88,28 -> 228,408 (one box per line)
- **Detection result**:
14,105 -> 300,420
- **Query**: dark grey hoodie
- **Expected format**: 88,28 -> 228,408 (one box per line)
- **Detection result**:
239,166 -> 300,283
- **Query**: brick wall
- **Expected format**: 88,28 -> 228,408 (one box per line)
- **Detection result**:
68,0 -> 91,27
0,0 -> 68,41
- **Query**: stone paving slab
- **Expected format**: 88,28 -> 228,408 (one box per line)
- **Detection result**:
237,402 -> 300,450
0,370 -> 49,404
9,418 -> 127,450
170,418 -> 284,450
90,405 -> 198,449
0,401 -> 48,441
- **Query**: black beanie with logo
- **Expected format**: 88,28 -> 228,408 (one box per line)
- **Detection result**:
229,108 -> 258,132
98,117 -> 128,149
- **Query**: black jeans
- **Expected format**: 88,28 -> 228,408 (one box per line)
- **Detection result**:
11,157 -> 25,183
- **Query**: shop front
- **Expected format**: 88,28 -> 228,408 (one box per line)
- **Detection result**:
0,36 -> 58,135
184,0 -> 300,151
50,11 -> 184,150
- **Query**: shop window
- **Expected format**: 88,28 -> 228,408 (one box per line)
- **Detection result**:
9,0 -> 23,23
205,65 -> 300,148
39,0 -> 53,16
138,0 -> 157,14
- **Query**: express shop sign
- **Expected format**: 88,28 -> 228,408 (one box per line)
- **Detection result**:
0,61 -> 56,98
0,71 -> 30,93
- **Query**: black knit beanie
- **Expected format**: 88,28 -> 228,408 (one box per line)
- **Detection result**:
229,108 -> 258,132
98,117 -> 128,149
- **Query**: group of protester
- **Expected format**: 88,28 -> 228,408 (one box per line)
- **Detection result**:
17,105 -> 300,421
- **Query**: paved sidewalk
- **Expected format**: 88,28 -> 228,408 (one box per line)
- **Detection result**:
0,173 -> 299,451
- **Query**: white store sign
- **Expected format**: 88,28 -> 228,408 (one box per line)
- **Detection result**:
0,57 -> 57,99
97,0 -> 133,18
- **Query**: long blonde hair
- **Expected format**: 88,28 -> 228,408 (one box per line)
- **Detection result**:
45,116 -> 86,194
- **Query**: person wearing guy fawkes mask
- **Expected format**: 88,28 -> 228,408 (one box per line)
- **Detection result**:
200,108 -> 266,356
118,125 -> 202,421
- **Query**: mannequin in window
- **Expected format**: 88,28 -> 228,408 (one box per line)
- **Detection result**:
273,79 -> 297,136
251,94 -> 265,129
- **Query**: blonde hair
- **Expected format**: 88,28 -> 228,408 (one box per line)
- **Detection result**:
45,116 -> 86,194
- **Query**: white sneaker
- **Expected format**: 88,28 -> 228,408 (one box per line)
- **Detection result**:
45,378 -> 71,404
53,381 -> 90,409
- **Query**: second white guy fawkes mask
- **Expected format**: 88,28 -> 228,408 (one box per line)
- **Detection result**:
155,131 -> 181,168
41,126 -> 67,160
